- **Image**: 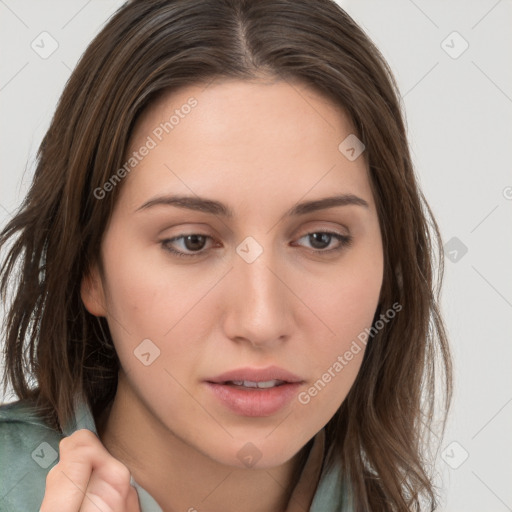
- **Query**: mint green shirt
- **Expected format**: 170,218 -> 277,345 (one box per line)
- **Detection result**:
0,399 -> 348,511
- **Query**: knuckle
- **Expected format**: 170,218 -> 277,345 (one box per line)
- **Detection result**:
58,435 -> 71,451
58,429 -> 97,457
45,462 -> 59,483
109,462 -> 132,490
60,428 -> 97,448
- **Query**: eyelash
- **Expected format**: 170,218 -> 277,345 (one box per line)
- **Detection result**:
160,231 -> 353,259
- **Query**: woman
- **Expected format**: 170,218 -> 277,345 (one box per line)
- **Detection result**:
0,0 -> 452,510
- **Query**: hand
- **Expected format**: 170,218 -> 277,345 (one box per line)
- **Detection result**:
40,429 -> 141,512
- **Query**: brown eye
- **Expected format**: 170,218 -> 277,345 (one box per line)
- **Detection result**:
181,234 -> 208,251
295,231 -> 353,253
161,234 -> 213,258
308,232 -> 333,249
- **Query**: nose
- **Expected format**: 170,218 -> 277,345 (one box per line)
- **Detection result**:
221,245 -> 293,349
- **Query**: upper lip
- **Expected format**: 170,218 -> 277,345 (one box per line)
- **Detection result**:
206,365 -> 303,384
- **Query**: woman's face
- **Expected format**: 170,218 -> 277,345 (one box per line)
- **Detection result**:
82,78 -> 384,468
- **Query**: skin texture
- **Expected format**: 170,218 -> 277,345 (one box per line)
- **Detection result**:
80,78 -> 384,512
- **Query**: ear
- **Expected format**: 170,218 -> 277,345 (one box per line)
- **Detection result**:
80,263 -> 107,317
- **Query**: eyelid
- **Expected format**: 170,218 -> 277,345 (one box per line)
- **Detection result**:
293,231 -> 353,252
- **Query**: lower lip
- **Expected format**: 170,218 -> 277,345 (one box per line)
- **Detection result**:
205,382 -> 302,417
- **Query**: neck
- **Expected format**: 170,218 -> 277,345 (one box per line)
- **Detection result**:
97,372 -> 311,512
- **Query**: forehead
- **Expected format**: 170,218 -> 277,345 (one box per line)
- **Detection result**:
133,78 -> 353,151
118,79 -> 373,213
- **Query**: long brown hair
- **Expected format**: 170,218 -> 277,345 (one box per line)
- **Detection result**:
0,0 -> 452,509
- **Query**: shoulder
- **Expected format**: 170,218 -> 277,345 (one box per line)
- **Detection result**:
0,399 -> 65,511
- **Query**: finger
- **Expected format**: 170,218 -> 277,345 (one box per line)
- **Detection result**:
40,431 -> 97,512
79,454 -> 139,512
40,429 -> 139,512
80,473 -> 140,512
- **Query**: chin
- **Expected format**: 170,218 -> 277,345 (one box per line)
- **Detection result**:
200,433 -> 305,470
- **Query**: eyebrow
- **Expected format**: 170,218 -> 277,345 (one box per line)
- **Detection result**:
135,193 -> 369,217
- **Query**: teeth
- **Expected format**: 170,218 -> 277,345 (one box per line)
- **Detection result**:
229,379 -> 284,388
255,380 -> 282,388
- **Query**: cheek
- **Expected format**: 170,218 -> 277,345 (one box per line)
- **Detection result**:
99,238 -> 220,375
100,235 -> 201,331
302,254 -> 382,346
294,252 -> 382,410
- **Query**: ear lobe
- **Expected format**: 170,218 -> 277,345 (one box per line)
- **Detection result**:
80,265 -> 107,317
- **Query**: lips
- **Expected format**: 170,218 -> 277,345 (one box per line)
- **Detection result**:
204,365 -> 304,417
205,365 -> 303,385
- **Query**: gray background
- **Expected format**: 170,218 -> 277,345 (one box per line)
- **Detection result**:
1,1 -> 511,510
